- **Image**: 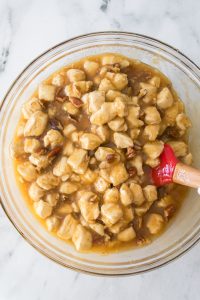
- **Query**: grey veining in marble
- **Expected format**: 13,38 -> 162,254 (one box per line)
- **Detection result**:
0,0 -> 200,299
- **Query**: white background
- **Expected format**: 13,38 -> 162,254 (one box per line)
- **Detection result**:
0,0 -> 200,299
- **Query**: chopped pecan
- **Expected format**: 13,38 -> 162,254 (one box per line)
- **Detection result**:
69,97 -> 84,108
104,228 -> 114,239
166,127 -> 181,138
49,118 -> 63,131
104,63 -> 120,73
72,212 -> 80,220
126,147 -> 136,160
67,114 -> 78,123
56,87 -> 65,98
134,71 -> 152,82
47,146 -> 62,158
106,153 -> 116,163
92,233 -> 105,245
136,236 -> 151,246
133,140 -> 142,151
88,150 -> 95,157
56,96 -> 67,103
138,88 -> 147,99
127,166 -> 137,177
164,204 -> 176,221
35,148 -> 48,155
133,216 -> 142,231
115,184 -> 121,190
38,99 -> 46,109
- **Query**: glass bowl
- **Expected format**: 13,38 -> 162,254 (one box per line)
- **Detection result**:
0,32 -> 200,276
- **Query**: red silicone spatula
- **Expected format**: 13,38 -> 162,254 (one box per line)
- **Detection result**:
151,144 -> 200,188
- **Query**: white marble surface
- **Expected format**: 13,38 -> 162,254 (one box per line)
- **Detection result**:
0,0 -> 200,299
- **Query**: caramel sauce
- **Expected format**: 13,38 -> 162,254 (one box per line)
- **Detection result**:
13,53 -> 189,253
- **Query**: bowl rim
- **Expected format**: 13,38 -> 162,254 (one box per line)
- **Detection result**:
1,31 -> 200,276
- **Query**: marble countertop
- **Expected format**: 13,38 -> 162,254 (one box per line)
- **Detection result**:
1,0 -> 200,299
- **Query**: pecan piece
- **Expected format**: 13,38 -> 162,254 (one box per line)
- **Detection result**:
133,216 -> 142,230
35,148 -> 48,155
56,96 -> 67,103
166,127 -> 181,138
47,146 -> 62,158
136,236 -> 151,246
67,114 -> 78,123
106,153 -> 116,163
56,87 -> 65,98
138,88 -> 147,99
88,150 -> 95,157
164,204 -> 176,221
69,97 -> 83,108
126,147 -> 136,160
92,234 -> 104,245
127,166 -> 137,177
133,140 -> 142,151
49,118 -> 63,131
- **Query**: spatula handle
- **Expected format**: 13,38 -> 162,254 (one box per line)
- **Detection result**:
173,162 -> 200,188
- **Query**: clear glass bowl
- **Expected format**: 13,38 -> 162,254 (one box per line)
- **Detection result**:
1,32 -> 200,276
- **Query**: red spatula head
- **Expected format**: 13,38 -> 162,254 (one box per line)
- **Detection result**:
151,144 -> 179,186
